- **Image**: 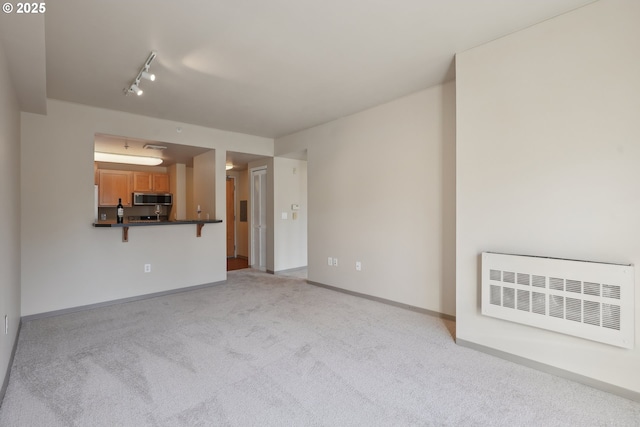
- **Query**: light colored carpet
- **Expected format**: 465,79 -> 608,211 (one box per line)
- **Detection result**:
276,267 -> 308,280
1,269 -> 638,426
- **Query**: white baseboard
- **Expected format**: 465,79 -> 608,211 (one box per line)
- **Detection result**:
307,280 -> 455,322
456,338 -> 640,403
21,280 -> 227,322
0,319 -> 21,409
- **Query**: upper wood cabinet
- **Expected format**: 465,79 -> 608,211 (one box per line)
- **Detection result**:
98,170 -> 132,207
152,173 -> 170,192
98,170 -> 170,207
132,172 -> 153,192
132,172 -> 170,192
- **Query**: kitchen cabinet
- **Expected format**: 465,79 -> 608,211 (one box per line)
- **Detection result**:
132,172 -> 170,192
98,170 -> 132,207
132,172 -> 153,192
152,173 -> 170,192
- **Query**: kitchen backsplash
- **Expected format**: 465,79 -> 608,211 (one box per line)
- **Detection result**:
97,205 -> 169,221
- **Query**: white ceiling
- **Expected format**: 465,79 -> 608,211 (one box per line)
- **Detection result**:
3,0 -> 596,138
0,12 -> 46,113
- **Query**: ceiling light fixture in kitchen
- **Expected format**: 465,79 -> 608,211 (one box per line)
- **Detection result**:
125,51 -> 157,96
95,152 -> 163,166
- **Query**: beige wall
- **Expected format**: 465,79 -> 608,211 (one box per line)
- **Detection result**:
20,100 -> 273,316
456,0 -> 640,395
0,35 -> 21,394
275,82 -> 456,315
193,150 -> 216,220
186,166 -> 194,219
273,157 -> 307,271
168,163 -> 187,220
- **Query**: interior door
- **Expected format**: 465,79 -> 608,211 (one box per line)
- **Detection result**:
251,168 -> 267,270
226,177 -> 235,257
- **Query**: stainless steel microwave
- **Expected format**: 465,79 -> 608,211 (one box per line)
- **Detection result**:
133,193 -> 173,206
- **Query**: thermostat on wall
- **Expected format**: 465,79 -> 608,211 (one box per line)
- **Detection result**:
291,204 -> 300,210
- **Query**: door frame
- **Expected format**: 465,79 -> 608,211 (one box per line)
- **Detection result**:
226,175 -> 237,258
249,166 -> 267,269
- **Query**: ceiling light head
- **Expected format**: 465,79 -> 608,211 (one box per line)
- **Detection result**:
130,84 -> 143,96
141,71 -> 156,81
226,163 -> 234,171
95,152 -> 162,166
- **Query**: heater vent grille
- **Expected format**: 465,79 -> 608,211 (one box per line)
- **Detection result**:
532,275 -> 546,288
603,284 -> 621,300
482,252 -> 634,349
504,271 -> 515,283
550,277 -> 564,291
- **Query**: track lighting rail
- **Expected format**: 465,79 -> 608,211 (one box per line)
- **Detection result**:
125,51 -> 157,96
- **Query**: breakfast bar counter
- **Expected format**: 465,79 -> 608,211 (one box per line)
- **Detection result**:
93,219 -> 222,242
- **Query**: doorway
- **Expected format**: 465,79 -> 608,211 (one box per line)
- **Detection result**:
226,175 -> 249,271
250,167 -> 267,270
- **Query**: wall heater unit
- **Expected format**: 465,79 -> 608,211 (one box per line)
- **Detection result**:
481,252 -> 634,349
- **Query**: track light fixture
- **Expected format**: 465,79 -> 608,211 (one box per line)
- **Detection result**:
130,84 -> 143,96
141,71 -> 155,81
125,51 -> 157,96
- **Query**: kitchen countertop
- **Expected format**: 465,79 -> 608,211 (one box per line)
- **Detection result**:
93,219 -> 222,227
94,219 -> 222,242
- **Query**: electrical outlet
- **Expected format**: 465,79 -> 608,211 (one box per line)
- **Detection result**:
333,258 -> 338,267
144,264 -> 151,273
356,261 -> 362,271
328,257 -> 333,266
